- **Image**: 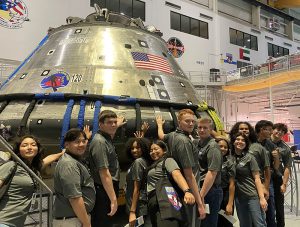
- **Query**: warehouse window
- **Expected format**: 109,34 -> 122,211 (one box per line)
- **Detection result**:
90,0 -> 145,21
268,43 -> 289,58
170,11 -> 209,39
229,28 -> 258,51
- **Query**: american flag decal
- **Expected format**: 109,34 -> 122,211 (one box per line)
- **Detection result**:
131,52 -> 173,74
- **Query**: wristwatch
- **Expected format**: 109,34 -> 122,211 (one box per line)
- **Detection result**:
184,188 -> 192,194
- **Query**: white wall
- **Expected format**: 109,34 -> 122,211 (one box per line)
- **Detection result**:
0,0 -> 93,61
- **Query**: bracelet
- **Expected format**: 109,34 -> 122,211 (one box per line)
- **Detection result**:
184,188 -> 192,194
130,210 -> 135,213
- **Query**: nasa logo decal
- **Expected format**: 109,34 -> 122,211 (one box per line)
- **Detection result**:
40,71 -> 69,92
167,37 -> 184,58
165,186 -> 182,210
0,0 -> 29,29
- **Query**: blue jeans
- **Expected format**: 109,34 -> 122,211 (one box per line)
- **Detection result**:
266,180 -> 276,227
235,197 -> 267,227
201,186 -> 223,227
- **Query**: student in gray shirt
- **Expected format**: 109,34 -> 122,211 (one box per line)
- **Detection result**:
231,133 -> 267,227
0,135 -> 64,227
216,137 -> 235,227
124,137 -> 151,225
271,123 -> 293,227
156,109 -> 206,227
194,118 -> 222,227
53,128 -> 95,227
146,140 -> 195,227
255,120 -> 279,227
88,110 -> 120,227
229,122 -> 271,199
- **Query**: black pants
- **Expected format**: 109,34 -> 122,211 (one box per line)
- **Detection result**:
273,175 -> 285,227
146,192 -> 180,227
217,188 -> 233,227
91,181 -> 119,227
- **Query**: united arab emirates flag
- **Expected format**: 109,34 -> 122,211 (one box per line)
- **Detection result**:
239,48 -> 250,61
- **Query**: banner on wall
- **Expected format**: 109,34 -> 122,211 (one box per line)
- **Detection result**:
223,53 -> 237,65
0,0 -> 29,29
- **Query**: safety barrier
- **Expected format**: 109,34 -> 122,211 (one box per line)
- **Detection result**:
226,53 -> 300,85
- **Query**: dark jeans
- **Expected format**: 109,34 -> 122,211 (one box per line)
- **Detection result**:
146,192 -> 180,227
218,187 -> 233,227
201,186 -> 223,227
266,180 -> 276,227
91,181 -> 119,227
273,175 -> 285,227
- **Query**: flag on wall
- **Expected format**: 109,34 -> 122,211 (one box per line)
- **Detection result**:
239,48 -> 250,61
131,52 -> 173,74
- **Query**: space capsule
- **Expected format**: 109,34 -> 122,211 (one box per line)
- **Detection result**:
0,5 -> 222,168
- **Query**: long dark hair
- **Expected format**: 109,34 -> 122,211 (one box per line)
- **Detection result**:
230,132 -> 250,154
215,137 -> 231,156
229,121 -> 257,143
13,135 -> 43,173
148,140 -> 170,169
140,140 -> 171,192
125,137 -> 152,163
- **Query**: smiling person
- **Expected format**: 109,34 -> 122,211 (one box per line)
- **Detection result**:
0,135 -> 64,227
124,137 -> 151,225
159,109 -> 206,227
194,118 -> 222,227
53,128 -> 95,227
216,137 -> 235,227
270,123 -> 293,227
231,133 -> 267,227
255,120 -> 279,227
229,122 -> 271,201
146,140 -> 195,227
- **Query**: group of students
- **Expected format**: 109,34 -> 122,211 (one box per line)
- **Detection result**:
0,108 -> 293,227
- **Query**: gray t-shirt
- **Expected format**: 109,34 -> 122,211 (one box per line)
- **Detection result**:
235,153 -> 260,199
249,142 -> 270,181
221,156 -> 235,189
271,140 -> 293,176
54,153 -> 96,218
194,136 -> 222,186
125,157 -> 148,214
164,130 -> 199,175
0,161 -> 35,227
147,158 -> 179,193
89,131 -> 120,184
